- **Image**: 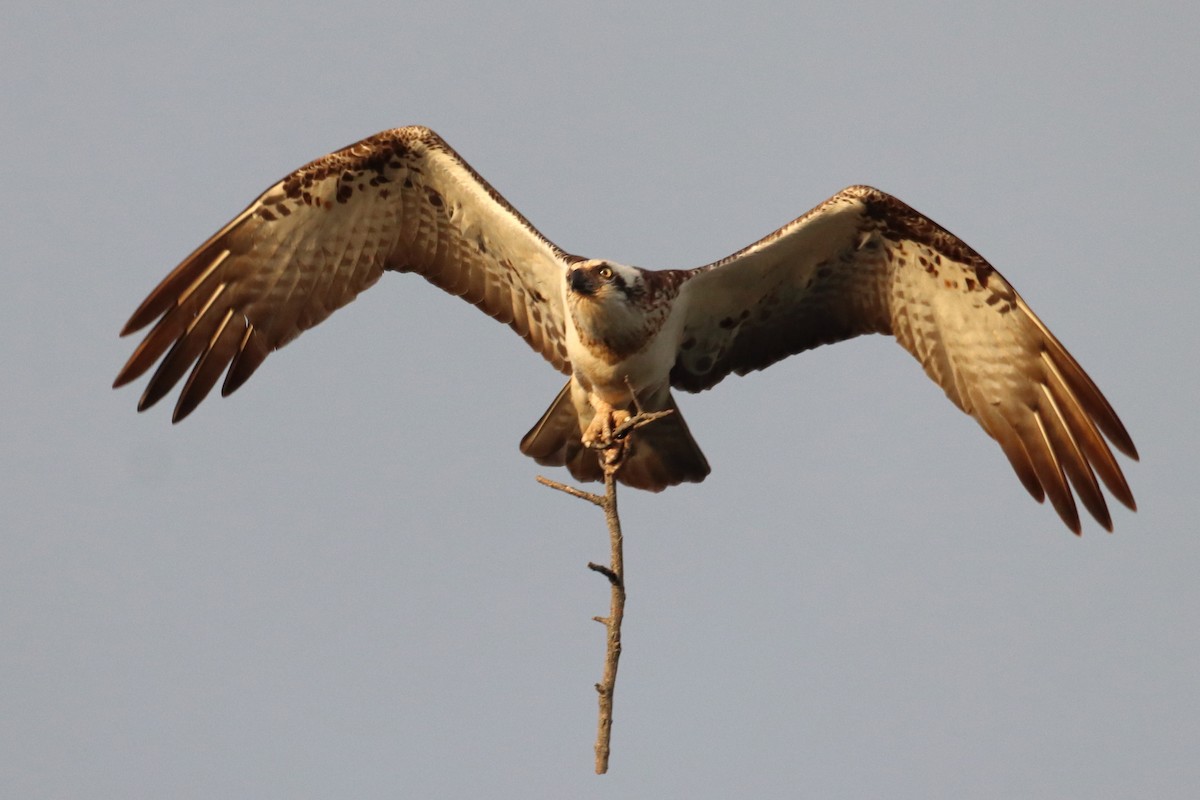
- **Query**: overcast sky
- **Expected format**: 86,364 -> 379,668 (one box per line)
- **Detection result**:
4,2 -> 1198,797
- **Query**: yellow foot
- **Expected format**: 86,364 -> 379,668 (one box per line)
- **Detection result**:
582,403 -> 632,449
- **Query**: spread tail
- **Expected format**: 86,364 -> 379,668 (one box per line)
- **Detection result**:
520,381 -> 710,491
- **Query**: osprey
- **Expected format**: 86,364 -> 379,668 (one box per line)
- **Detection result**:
115,126 -> 1137,533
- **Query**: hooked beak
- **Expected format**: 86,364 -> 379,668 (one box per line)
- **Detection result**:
569,269 -> 597,296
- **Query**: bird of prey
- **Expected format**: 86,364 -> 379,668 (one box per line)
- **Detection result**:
114,126 -> 1137,533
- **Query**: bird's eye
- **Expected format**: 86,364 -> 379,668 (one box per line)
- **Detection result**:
598,265 -> 614,280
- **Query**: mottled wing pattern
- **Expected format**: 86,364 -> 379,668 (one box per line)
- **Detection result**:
115,126 -> 574,422
672,185 -> 1137,532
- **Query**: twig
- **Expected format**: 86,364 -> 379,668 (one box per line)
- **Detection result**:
536,476 -> 604,507
609,409 -> 675,442
537,404 -> 674,774
591,459 -> 624,774
587,562 -> 622,587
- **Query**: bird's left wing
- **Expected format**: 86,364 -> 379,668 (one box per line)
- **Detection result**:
671,185 -> 1136,532
115,127 -> 575,422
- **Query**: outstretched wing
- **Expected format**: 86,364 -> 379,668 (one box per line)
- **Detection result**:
672,185 -> 1137,533
115,126 -> 575,422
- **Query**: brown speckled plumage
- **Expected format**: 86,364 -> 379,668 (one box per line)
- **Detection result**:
116,128 -> 1137,532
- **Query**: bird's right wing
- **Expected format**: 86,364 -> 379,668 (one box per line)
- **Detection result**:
115,126 -> 576,422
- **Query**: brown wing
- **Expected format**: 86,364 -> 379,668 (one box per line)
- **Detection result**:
114,126 -> 575,422
671,185 -> 1137,533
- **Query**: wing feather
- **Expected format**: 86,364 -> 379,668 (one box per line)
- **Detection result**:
175,307 -> 242,422
672,185 -> 1136,532
115,127 -> 575,420
222,324 -> 270,397
1037,382 -> 1110,531
969,385 -> 1046,504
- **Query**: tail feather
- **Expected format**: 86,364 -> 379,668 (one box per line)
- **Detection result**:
520,382 -> 604,483
520,381 -> 710,491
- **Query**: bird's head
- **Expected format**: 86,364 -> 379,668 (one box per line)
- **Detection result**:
565,260 -> 659,358
567,259 -> 645,303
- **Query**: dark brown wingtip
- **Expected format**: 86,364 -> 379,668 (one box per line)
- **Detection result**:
170,399 -> 196,424
112,367 -> 135,390
119,315 -> 146,338
118,270 -> 195,338
135,386 -> 160,414
119,292 -> 171,336
1049,491 -> 1082,537
1115,432 -> 1139,462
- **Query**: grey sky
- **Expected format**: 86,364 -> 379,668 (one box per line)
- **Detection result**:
4,1 -> 1198,797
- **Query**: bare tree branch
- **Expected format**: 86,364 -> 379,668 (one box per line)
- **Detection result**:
535,476 -> 604,507
590,459 -> 624,774
537,406 -> 674,774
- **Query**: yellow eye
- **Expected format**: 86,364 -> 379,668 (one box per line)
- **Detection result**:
598,265 -> 614,280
